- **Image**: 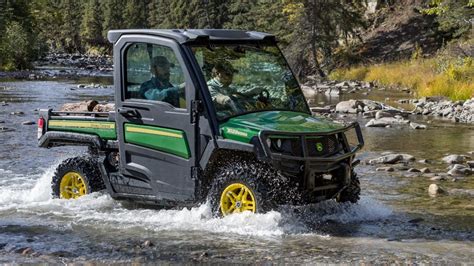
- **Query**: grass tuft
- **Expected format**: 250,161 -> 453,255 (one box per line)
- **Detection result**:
329,57 -> 474,100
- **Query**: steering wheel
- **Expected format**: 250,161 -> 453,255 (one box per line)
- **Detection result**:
257,89 -> 271,105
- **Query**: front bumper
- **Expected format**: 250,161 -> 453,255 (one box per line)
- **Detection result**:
258,122 -> 364,174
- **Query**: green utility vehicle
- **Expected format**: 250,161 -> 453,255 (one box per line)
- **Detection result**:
38,29 -> 364,216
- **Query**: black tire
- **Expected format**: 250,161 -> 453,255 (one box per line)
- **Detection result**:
51,156 -> 105,199
336,172 -> 360,203
208,161 -> 275,216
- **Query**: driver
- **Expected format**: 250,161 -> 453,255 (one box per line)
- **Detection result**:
207,61 -> 264,112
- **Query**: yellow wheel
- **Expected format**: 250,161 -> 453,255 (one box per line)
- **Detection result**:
59,171 -> 88,199
220,183 -> 256,216
52,157 -> 104,199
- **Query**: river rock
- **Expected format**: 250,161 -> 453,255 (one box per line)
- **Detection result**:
311,107 -> 332,114
10,111 -> 25,116
420,167 -> 431,173
428,184 -> 445,197
466,161 -> 474,168
410,122 -> 427,129
376,167 -> 395,172
369,154 -> 403,164
325,87 -> 342,96
22,121 -> 35,125
0,127 -> 15,133
0,121 -> 4,124
60,100 -> 98,112
21,247 -> 34,256
365,117 -> 410,127
448,189 -> 474,197
430,176 -> 447,181
375,110 -> 394,119
335,100 -> 361,113
92,103 -> 115,112
407,168 -> 420,173
447,164 -> 472,176
442,155 -> 466,164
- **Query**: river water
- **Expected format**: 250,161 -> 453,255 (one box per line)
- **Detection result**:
0,79 -> 473,263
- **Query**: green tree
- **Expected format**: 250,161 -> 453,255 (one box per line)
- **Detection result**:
124,0 -> 149,28
103,0 -> 126,37
81,0 -> 105,48
282,0 -> 366,77
60,0 -> 83,53
148,0 -> 173,28
421,0 -> 473,39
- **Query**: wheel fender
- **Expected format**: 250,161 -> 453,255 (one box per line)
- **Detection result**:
199,138 -> 265,169
38,131 -> 104,150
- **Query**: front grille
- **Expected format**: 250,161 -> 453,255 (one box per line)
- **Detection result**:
306,135 -> 339,157
268,134 -> 341,158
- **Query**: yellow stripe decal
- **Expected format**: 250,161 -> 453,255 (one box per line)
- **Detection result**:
126,126 -> 182,139
49,120 -> 115,129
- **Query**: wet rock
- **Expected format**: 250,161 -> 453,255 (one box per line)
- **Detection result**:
325,87 -> 342,96
49,250 -> 73,257
10,111 -> 25,116
376,167 -> 395,172
0,127 -> 15,133
428,184 -> 446,197
410,122 -> 427,129
92,103 -> 115,112
375,110 -> 395,119
369,154 -> 403,164
363,110 -> 378,118
141,240 -> 154,248
77,84 -> 86,88
335,100 -> 361,114
466,161 -> 474,168
22,121 -> 35,125
447,164 -> 472,176
311,107 -> 332,114
21,247 -> 34,256
365,117 -> 410,127
448,189 -> 474,197
407,168 -> 420,173
400,154 -> 416,162
408,218 -> 424,224
430,176 -> 447,181
418,159 -> 432,164
60,100 -> 98,112
442,155 -> 466,164
420,167 -> 431,173
0,121 -> 4,124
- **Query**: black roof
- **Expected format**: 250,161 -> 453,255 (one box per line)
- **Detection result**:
107,29 -> 276,44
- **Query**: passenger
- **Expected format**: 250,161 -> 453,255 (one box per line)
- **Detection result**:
139,56 -> 179,107
207,61 -> 264,112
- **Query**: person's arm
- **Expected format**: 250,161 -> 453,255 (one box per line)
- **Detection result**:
144,86 -> 178,101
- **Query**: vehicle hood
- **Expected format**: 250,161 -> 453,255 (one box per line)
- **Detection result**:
220,111 -> 344,143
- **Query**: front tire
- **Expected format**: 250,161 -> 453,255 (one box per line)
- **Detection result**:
336,172 -> 360,203
52,156 -> 104,199
208,160 -> 277,217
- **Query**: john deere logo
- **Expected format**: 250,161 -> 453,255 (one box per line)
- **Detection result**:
316,142 -> 324,152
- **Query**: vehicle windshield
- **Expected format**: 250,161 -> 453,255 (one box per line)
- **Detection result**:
190,44 -> 309,120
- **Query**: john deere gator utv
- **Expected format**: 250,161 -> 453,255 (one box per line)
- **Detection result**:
38,29 -> 364,216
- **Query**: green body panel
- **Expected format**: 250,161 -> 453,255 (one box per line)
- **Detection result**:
124,123 -> 190,159
48,120 -> 117,140
220,111 -> 344,143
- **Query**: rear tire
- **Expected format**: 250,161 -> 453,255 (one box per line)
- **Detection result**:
52,156 -> 105,199
336,172 -> 360,203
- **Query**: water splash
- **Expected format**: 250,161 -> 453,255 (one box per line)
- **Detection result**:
0,166 -> 392,237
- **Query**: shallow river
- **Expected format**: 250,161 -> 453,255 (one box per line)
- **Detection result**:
0,79 -> 473,263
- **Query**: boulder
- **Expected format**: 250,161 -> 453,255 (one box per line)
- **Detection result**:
428,184 -> 445,197
335,100 -> 361,114
60,100 -> 98,112
447,164 -> 472,176
420,167 -> 431,173
92,103 -> 115,112
376,167 -> 395,172
369,154 -> 403,164
410,122 -> 427,130
442,155 -> 466,164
